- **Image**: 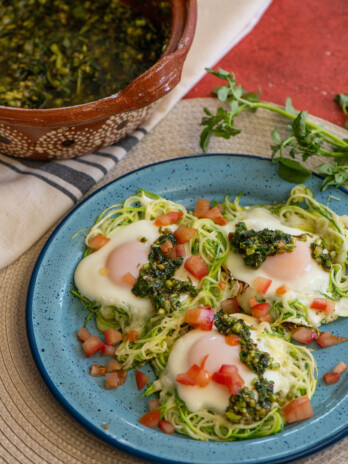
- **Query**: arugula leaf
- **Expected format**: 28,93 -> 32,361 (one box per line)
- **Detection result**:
200,68 -> 348,190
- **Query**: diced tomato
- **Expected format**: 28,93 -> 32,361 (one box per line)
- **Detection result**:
117,369 -> 128,386
159,419 -> 175,434
174,244 -> 186,257
104,328 -> 123,346
323,372 -> 340,385
212,364 -> 244,395
221,298 -> 239,314
154,213 -> 172,227
154,211 -> 183,227
333,361 -> 347,374
184,255 -> 209,279
148,398 -> 161,411
90,364 -> 106,377
176,371 -> 197,386
105,359 -> 122,372
101,345 -> 116,356
194,198 -> 210,218
176,361 -> 210,388
225,334 -> 240,346
135,369 -> 149,391
219,281 -> 226,290
160,240 -> 173,254
122,272 -> 137,286
249,297 -> 257,308
77,327 -> 91,342
283,396 -> 314,423
127,331 -> 139,342
168,211 -> 184,222
139,408 -> 161,429
317,332 -> 348,348
82,336 -> 104,358
276,284 -> 290,295
105,372 -> 119,390
204,206 -> 228,226
291,327 -> 317,345
254,276 -> 272,294
184,306 -> 214,330
174,225 -> 197,244
310,298 -> 336,314
251,302 -> 271,323
88,234 -> 110,250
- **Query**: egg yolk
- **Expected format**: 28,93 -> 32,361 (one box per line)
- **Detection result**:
186,331 -> 254,381
106,240 -> 150,287
261,240 -> 312,281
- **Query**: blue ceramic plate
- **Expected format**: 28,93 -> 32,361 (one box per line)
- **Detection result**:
27,154 -> 348,464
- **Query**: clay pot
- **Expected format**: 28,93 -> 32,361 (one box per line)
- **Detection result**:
0,0 -> 197,160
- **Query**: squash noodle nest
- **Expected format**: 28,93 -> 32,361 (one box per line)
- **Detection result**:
145,324 -> 317,441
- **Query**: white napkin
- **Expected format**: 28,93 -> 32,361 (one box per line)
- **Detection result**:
0,0 -> 271,269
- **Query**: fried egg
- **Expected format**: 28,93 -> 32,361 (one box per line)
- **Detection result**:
74,220 -> 196,323
224,208 -> 347,326
162,315 -> 300,414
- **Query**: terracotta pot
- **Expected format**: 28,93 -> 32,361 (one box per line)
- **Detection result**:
0,0 -> 197,160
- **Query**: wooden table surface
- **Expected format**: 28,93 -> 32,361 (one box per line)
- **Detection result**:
186,0 -> 348,128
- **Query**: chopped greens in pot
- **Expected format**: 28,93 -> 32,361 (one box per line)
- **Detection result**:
0,0 -> 170,109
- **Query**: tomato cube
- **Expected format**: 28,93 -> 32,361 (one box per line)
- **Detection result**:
333,361 -> 347,374
135,369 -> 149,391
159,419 -> 175,434
251,302 -> 271,322
310,298 -> 335,314
184,306 -> 214,330
82,335 -> 104,358
221,298 -> 239,314
283,396 -> 314,423
317,332 -> 348,348
174,225 -> 197,244
194,198 -> 210,218
139,409 -> 161,429
77,327 -> 91,342
88,234 -> 110,250
104,328 -> 123,346
291,327 -> 317,345
254,276 -> 272,294
323,372 -> 340,385
204,206 -> 228,226
184,255 -> 209,279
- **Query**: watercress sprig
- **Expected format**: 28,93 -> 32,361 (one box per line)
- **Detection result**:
200,68 -> 348,190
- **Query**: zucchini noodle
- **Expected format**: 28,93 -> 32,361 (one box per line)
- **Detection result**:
161,393 -> 283,441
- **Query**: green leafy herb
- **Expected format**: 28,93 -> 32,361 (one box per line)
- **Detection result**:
200,68 -> 348,190
334,93 -> 348,129
229,222 -> 297,269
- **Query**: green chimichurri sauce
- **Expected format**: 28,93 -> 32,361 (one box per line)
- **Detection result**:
0,0 -> 170,109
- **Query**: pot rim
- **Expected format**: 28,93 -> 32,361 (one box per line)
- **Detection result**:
0,0 -> 197,127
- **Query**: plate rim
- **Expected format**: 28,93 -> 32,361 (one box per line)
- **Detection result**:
26,153 -> 348,464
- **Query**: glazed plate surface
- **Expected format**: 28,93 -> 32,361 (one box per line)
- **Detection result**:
27,154 -> 348,464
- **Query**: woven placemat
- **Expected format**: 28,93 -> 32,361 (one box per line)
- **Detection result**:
1,98 -> 347,464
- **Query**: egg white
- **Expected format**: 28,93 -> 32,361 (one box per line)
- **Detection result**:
74,220 -> 197,322
74,220 -> 160,320
224,208 -> 347,326
162,322 -> 298,414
